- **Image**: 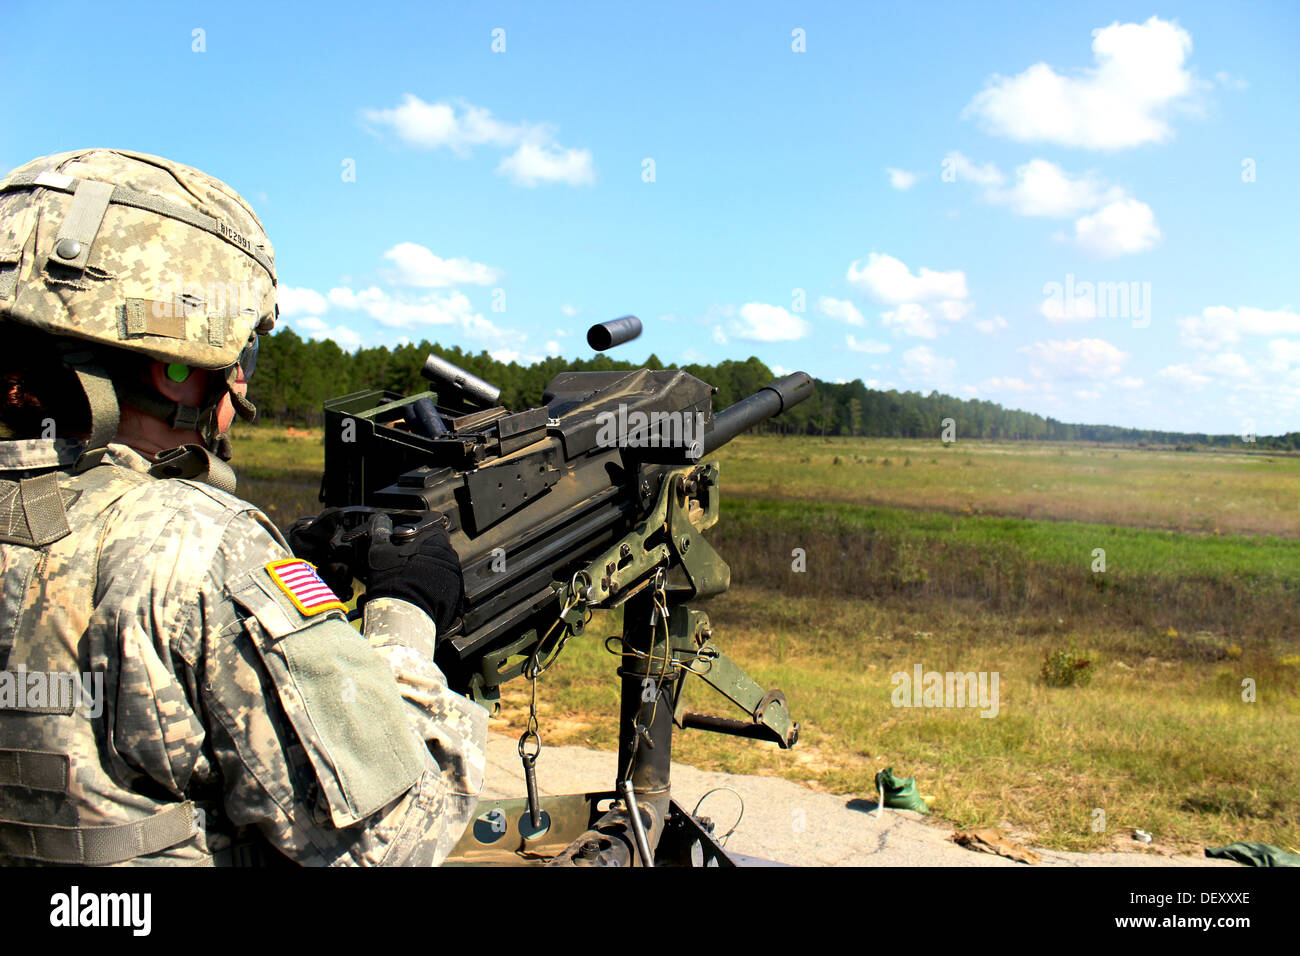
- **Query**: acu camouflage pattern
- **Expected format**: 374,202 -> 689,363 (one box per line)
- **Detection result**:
0,440 -> 488,866
0,149 -> 276,369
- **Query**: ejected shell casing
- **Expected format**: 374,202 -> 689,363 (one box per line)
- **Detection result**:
587,315 -> 642,351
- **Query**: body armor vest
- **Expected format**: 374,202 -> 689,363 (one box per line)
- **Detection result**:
0,460 -> 221,865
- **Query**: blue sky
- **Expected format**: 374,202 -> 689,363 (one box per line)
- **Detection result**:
2,1 -> 1297,434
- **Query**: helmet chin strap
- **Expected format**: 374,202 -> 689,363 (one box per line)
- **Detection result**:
119,363 -> 257,461
203,365 -> 257,461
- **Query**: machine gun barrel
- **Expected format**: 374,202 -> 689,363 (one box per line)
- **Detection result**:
703,371 -> 814,454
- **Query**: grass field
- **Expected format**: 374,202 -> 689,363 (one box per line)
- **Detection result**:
714,434 -> 1300,538
235,425 -> 1300,854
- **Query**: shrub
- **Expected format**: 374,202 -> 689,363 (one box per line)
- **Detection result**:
1042,643 -> 1094,688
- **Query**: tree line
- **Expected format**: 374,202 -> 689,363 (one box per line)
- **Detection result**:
248,328 -> 1299,450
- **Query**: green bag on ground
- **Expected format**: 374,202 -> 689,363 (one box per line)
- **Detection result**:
875,767 -> 929,813
1205,842 -> 1300,867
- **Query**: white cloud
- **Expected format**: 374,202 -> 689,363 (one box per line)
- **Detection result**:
1074,389 -> 1102,400
886,167 -> 919,190
1074,198 -> 1161,257
489,349 -> 541,365
902,346 -> 956,383
847,254 -> 972,339
497,141 -> 596,187
948,154 -> 1159,257
363,96 -> 519,153
1179,307 -> 1300,350
729,303 -> 810,342
1209,352 -> 1254,379
882,303 -> 941,339
934,299 -> 972,321
974,315 -> 1009,334
277,286 -> 329,317
845,334 -> 890,354
963,17 -> 1196,150
324,283 -> 515,352
986,376 -> 1036,392
942,151 -> 1004,187
1040,295 -> 1098,323
291,316 -> 325,333
286,315 -> 363,351
382,242 -> 502,287
364,94 -> 594,186
986,159 -> 1120,217
560,304 -> 579,317
712,325 -> 729,345
544,340 -> 562,355
1019,338 -> 1128,378
818,296 -> 865,326
335,287 -> 469,329
847,253 -> 969,304
1157,364 -> 1211,388
1269,339 -> 1300,365
1117,376 -> 1144,389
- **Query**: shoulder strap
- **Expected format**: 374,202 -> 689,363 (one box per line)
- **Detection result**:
148,444 -> 237,493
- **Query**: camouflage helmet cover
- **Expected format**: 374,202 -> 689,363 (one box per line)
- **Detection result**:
0,148 -> 276,369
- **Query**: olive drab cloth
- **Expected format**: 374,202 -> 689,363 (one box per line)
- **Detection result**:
0,438 -> 488,866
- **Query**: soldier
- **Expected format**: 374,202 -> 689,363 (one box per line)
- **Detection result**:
0,149 -> 488,866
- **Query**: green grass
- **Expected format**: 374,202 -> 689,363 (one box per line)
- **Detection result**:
720,497 -> 1300,584
713,435 -> 1300,538
499,590 -> 1300,853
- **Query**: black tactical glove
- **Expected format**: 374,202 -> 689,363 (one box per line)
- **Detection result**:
287,508 -> 357,601
362,513 -> 464,636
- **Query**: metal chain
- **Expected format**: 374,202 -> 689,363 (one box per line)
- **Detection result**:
517,569 -> 592,771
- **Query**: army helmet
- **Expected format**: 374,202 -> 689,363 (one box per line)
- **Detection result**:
0,149 -> 277,454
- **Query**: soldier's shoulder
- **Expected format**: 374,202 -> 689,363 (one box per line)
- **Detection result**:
104,466 -> 271,532
97,464 -> 290,581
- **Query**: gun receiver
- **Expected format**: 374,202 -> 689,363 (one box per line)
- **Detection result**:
320,359 -> 812,864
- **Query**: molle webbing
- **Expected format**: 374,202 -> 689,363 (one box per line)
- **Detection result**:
0,473 -> 74,546
0,749 -> 69,791
0,800 -> 197,864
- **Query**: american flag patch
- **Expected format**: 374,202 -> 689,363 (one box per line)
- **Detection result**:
265,559 -> 346,616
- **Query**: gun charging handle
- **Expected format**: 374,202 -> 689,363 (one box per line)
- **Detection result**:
421,354 -> 502,407
587,315 -> 642,351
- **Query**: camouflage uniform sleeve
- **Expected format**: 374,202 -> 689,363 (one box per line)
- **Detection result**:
197,504 -> 488,866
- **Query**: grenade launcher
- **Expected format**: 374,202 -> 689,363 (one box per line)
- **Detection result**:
316,317 -> 813,865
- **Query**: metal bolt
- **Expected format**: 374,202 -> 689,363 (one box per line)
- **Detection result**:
55,238 -> 82,260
